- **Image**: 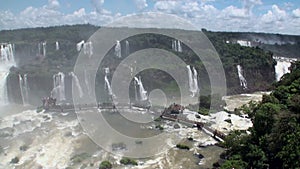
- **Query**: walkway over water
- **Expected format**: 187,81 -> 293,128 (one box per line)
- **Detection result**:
43,102 -> 226,142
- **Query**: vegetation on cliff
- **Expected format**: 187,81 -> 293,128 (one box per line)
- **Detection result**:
221,61 -> 300,169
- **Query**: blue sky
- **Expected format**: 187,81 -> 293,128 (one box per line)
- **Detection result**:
0,0 -> 300,34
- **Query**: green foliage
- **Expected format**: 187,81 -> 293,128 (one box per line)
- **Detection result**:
176,144 -> 190,150
99,161 -> 112,169
221,155 -> 247,169
120,157 -> 138,166
222,61 -> 300,169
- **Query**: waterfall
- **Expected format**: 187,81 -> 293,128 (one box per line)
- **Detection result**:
55,41 -> 59,50
104,68 -> 114,96
125,40 -> 130,56
177,40 -> 182,52
187,65 -> 199,97
19,74 -> 29,105
237,65 -> 247,89
38,42 -> 46,56
172,40 -> 182,52
134,76 -> 148,101
76,40 -> 85,51
83,41 -> 93,57
114,40 -> 122,58
0,43 -> 16,105
69,72 -> 83,98
273,57 -> 296,81
51,72 -> 66,102
192,67 -> 199,93
42,42 -> 46,57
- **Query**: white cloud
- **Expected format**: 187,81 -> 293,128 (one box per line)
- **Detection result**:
261,5 -> 287,23
134,0 -> 148,10
46,0 -> 60,10
0,0 -> 299,35
292,8 -> 300,18
222,6 -> 249,18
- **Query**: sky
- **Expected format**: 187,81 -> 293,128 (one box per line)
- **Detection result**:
0,0 -> 300,35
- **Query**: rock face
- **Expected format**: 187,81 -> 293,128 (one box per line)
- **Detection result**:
0,25 -> 281,105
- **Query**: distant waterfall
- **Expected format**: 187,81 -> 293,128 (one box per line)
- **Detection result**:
125,40 -> 130,56
55,41 -> 59,50
172,40 -> 182,52
0,43 -> 16,105
134,77 -> 148,101
19,74 -> 29,105
51,72 -> 66,102
38,42 -> 46,56
115,40 -> 122,58
83,41 -> 93,57
77,40 -> 93,57
187,65 -> 199,97
42,42 -> 46,57
274,57 -> 296,81
104,68 -> 114,97
237,65 -> 247,89
76,40 -> 85,51
69,72 -> 83,98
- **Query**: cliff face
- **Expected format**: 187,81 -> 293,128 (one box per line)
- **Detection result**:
0,25 -> 280,105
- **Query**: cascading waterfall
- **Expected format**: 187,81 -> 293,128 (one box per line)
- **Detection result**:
51,72 -> 66,102
38,42 -> 46,56
237,65 -> 247,89
187,65 -> 199,97
104,68 -> 114,97
115,40 -> 122,58
172,40 -> 182,52
42,42 -> 46,57
125,40 -> 130,56
69,72 -> 83,98
134,76 -> 148,101
0,43 -> 16,105
274,56 -> 296,81
55,41 -> 59,50
76,40 -> 85,51
19,74 -> 29,105
83,41 -> 93,57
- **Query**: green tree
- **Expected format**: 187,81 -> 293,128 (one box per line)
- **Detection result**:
99,161 -> 112,169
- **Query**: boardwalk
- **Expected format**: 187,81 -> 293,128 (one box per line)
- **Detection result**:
161,113 -> 225,142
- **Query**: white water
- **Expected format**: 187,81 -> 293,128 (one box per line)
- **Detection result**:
187,65 -> 199,97
134,76 -> 148,101
76,40 -> 85,51
69,72 -> 83,98
42,42 -> 46,57
273,56 -> 297,81
0,43 -> 16,105
104,68 -> 114,96
19,74 -> 30,105
51,72 -> 66,102
172,40 -> 182,52
114,40 -> 122,58
83,41 -> 93,57
125,40 -> 130,56
55,41 -> 59,50
237,40 -> 251,47
237,65 -> 247,89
